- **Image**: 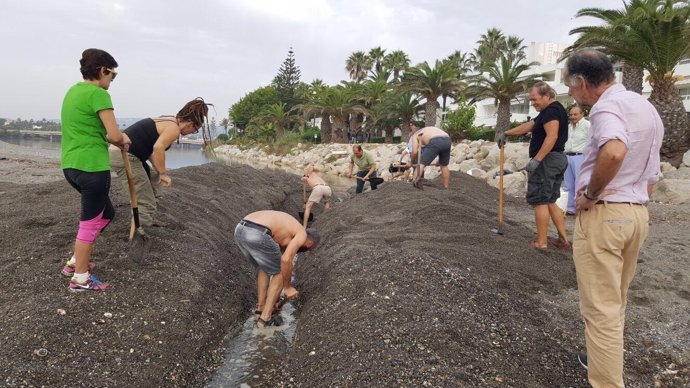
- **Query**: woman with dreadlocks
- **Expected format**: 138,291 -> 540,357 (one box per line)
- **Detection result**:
109,98 -> 210,228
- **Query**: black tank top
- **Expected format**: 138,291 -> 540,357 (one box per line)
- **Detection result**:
124,118 -> 159,162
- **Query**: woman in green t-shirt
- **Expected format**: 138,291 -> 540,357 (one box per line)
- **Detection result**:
60,48 -> 131,292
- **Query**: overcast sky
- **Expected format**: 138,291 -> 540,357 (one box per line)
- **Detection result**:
1,0 -> 624,121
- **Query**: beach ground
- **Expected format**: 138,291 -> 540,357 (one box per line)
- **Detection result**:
1,142 -> 688,387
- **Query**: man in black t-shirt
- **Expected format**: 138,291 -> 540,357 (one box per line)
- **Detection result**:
495,82 -> 570,251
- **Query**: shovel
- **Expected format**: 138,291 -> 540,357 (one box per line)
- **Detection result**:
298,182 -> 314,223
491,143 -> 505,235
121,150 -> 150,264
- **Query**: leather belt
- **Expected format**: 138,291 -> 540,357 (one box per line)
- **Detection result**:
596,200 -> 642,206
239,220 -> 273,236
565,152 -> 582,156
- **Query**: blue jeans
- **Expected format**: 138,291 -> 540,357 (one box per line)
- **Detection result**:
355,170 -> 378,194
564,154 -> 584,213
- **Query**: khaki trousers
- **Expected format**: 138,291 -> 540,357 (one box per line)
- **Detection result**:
573,202 -> 649,388
109,148 -> 157,227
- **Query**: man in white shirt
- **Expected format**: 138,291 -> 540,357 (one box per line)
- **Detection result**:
563,106 -> 590,214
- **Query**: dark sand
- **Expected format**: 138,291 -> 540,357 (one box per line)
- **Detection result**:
0,146 -> 688,387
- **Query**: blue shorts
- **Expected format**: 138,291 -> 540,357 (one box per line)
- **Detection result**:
234,221 -> 281,275
526,152 -> 567,205
420,136 -> 452,166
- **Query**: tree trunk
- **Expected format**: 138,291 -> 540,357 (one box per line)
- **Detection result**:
320,115 -> 332,144
649,77 -> 690,167
622,62 -> 644,94
495,98 -> 511,134
424,99 -> 439,127
275,124 -> 285,139
331,116 -> 348,143
384,126 -> 394,143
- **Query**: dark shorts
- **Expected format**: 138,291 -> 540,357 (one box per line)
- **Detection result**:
420,136 -> 452,166
526,152 -> 567,205
234,221 -> 281,275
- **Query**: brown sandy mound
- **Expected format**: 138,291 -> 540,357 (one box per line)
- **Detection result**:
0,163 -> 687,387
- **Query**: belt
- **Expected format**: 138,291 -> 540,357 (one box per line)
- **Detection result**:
565,152 -> 582,156
596,200 -> 643,206
239,220 -> 273,236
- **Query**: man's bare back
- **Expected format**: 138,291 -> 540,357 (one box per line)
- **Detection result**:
244,210 -> 305,249
417,126 -> 450,146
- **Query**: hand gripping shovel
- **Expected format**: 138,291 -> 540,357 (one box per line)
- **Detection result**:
298,182 -> 314,224
491,143 -> 505,235
121,150 -> 150,263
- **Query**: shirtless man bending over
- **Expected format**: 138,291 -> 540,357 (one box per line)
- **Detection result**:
234,210 -> 320,328
301,166 -> 332,228
407,126 -> 452,189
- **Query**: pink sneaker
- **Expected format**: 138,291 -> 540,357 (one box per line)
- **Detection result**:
68,274 -> 109,292
61,261 -> 96,277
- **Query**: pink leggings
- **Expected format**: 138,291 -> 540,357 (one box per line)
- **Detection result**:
76,210 -> 112,244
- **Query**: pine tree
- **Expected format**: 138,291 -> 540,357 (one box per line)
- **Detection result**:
272,47 -> 302,109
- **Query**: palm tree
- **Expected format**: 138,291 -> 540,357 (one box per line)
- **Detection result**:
295,86 -> 369,143
442,50 -> 473,117
368,46 -> 387,73
384,92 -> 423,143
251,103 -> 301,139
346,51 -> 372,82
466,39 -> 541,134
565,5 -> 645,93
568,0 -> 690,165
383,50 -> 410,81
400,60 -> 465,127
473,27 -> 506,70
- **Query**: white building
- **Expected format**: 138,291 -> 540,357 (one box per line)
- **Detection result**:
527,42 -> 569,66
472,57 -> 690,129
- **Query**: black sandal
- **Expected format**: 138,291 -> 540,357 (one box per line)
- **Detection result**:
256,317 -> 279,328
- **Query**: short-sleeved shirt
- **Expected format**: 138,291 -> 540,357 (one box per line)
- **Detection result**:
60,82 -> 114,172
576,84 -> 663,204
529,101 -> 568,158
351,150 -> 375,171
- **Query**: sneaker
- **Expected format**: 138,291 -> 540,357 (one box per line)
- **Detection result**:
578,351 -> 588,370
68,274 -> 109,292
61,261 -> 96,277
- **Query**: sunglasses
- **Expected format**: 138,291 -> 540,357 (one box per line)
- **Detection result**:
106,68 -> 118,80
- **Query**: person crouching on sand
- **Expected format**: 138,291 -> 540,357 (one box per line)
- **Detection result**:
234,211 -> 320,328
60,48 -> 131,291
300,165 -> 332,228
109,98 -> 211,228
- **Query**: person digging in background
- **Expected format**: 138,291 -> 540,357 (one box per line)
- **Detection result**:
407,126 -> 452,189
301,165 -> 332,228
234,210 -> 320,328
495,81 -> 570,251
348,144 -> 378,193
109,98 -> 211,228
60,48 -> 131,291
565,49 -> 663,388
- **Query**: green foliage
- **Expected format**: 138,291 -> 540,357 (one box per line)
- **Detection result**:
229,86 -> 280,130
326,155 -> 338,163
216,133 -> 229,142
300,125 -> 321,142
442,100 -> 477,140
369,136 -> 385,143
272,47 -> 302,108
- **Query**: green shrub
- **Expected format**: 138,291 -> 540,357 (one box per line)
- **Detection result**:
369,136 -> 385,143
216,133 -> 229,142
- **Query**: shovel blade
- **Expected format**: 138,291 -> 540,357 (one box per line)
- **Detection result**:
128,229 -> 150,264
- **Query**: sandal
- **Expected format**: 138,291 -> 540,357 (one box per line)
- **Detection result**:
550,238 -> 572,250
412,178 -> 424,190
256,316 -> 281,329
529,240 -> 548,252
254,297 -> 288,315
